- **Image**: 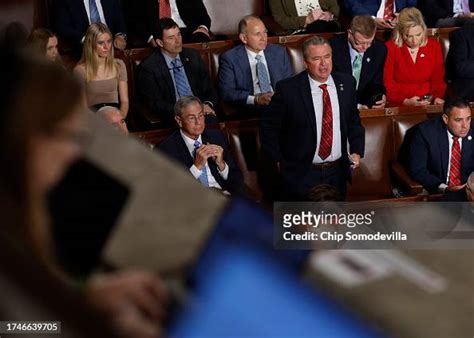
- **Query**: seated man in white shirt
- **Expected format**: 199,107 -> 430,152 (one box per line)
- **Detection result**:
158,96 -> 243,195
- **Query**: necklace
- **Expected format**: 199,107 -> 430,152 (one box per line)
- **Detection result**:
409,47 -> 418,55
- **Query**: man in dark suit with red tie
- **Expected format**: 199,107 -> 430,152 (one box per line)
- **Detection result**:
122,0 -> 211,46
409,98 -> 474,194
260,36 -> 365,200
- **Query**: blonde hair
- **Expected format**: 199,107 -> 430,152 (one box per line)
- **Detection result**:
392,7 -> 427,48
79,23 -> 119,82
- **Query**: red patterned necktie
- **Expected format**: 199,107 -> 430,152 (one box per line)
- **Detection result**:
159,0 -> 171,18
448,136 -> 461,187
383,0 -> 395,20
318,84 -> 333,160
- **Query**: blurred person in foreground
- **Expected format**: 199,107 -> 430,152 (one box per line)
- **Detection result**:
0,45 -> 167,338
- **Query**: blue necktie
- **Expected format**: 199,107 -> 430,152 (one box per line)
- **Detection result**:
89,0 -> 101,24
194,141 -> 209,187
255,54 -> 272,93
171,58 -> 193,99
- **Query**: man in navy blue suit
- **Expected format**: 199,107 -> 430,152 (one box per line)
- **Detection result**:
218,15 -> 294,116
52,0 -> 127,50
260,36 -> 365,200
158,96 -> 243,195
343,0 -> 416,29
410,98 -> 474,194
330,15 -> 387,109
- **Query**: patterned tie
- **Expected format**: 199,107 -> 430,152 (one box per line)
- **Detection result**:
383,0 -> 395,20
89,0 -> 101,24
171,58 -> 193,99
448,136 -> 461,187
255,55 -> 272,93
159,0 -> 171,18
462,0 -> 471,14
352,54 -> 362,89
318,84 -> 333,160
194,141 -> 209,187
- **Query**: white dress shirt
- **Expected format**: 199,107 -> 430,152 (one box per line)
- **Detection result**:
180,130 -> 229,189
308,75 -> 342,163
244,47 -> 273,105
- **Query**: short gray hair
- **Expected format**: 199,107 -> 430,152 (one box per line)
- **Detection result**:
174,96 -> 203,116
302,36 -> 331,59
238,15 -> 261,34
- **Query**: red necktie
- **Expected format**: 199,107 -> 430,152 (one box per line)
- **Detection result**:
448,136 -> 461,187
318,84 -> 333,160
383,0 -> 394,20
159,0 -> 171,18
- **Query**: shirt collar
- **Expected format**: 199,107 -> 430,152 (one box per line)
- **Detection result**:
245,47 -> 265,60
162,51 -> 181,68
348,40 -> 363,63
180,129 -> 202,149
308,74 -> 336,89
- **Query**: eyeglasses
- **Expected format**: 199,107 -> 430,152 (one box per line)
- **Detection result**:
181,113 -> 205,123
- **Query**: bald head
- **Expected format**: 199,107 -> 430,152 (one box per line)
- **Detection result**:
97,106 -> 128,134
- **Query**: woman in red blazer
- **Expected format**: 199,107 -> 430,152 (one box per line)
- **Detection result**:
384,7 -> 446,107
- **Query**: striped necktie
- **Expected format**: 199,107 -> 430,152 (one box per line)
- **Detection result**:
318,84 -> 333,160
448,136 -> 461,187
89,0 -> 101,24
171,58 -> 193,99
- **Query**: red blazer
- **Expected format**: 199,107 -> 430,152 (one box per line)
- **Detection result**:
384,38 -> 446,106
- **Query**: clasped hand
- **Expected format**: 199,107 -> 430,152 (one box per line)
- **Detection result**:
194,143 -> 225,171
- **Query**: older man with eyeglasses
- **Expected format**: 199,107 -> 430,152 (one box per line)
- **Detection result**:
158,96 -> 243,194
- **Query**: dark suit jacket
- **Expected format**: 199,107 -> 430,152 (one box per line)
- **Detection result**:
218,44 -> 294,105
260,71 -> 365,197
158,129 -> 243,194
445,25 -> 474,101
137,48 -> 217,126
122,0 -> 211,42
409,116 -> 474,193
343,0 -> 416,17
52,0 -> 126,45
330,33 -> 387,106
418,0 -> 474,27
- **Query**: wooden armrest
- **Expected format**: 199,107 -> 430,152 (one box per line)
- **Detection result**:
391,162 -> 424,195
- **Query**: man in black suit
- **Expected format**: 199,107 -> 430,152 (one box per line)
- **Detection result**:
137,18 -> 218,127
158,96 -> 243,195
52,0 -> 127,50
260,36 -> 365,200
122,0 -> 211,46
330,15 -> 387,109
418,0 -> 474,27
409,98 -> 474,194
446,25 -> 474,102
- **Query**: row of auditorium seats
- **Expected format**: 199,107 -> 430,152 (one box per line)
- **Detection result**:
132,107 -> 443,202
60,27 -> 458,131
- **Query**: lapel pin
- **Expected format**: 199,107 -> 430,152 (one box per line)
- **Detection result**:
339,84 -> 344,91
468,136 -> 472,141
366,57 -> 371,63
420,54 -> 425,58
